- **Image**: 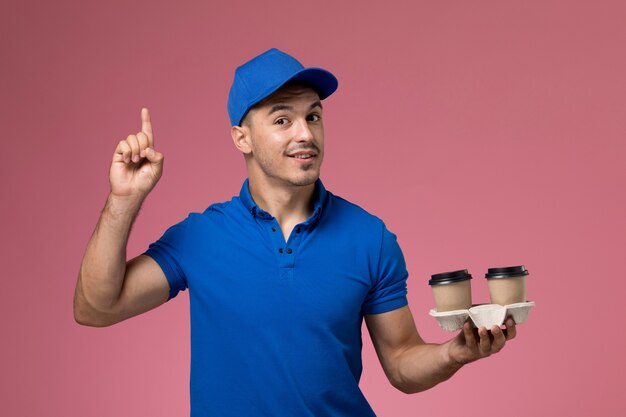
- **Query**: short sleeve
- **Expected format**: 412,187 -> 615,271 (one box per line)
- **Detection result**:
142,216 -> 190,301
362,223 -> 409,315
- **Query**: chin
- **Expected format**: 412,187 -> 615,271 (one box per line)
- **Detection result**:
288,173 -> 319,187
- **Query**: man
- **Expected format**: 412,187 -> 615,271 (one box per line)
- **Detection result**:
74,48 -> 516,416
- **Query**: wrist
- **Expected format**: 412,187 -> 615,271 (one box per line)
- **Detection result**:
108,191 -> 143,206
441,340 -> 464,372
105,193 -> 144,220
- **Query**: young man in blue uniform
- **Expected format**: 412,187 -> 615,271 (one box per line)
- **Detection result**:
74,48 -> 517,416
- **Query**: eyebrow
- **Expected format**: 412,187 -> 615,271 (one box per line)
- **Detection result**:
267,100 -> 323,116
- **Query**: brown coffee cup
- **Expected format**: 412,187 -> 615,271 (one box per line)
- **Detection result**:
429,269 -> 473,312
485,265 -> 529,305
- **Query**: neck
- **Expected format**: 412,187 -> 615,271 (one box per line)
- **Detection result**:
248,175 -> 316,226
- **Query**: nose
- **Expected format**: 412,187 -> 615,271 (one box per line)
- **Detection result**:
293,117 -> 314,142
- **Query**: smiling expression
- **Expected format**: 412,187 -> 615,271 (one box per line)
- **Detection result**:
235,81 -> 325,188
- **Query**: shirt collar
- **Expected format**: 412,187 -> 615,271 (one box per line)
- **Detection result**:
239,177 -> 327,222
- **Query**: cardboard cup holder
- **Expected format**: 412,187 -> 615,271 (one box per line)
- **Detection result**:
429,301 -> 535,331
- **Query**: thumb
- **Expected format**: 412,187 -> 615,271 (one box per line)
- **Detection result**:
145,147 -> 164,166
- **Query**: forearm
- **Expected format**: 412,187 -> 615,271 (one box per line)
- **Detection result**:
395,340 -> 462,394
78,193 -> 143,312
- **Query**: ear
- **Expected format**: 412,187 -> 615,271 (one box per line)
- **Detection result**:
231,124 -> 252,155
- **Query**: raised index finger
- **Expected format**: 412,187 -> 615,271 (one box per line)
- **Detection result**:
141,107 -> 154,147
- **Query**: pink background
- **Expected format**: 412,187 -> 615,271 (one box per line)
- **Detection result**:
2,1 -> 625,415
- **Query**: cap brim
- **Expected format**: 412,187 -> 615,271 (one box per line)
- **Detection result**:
285,67 -> 338,100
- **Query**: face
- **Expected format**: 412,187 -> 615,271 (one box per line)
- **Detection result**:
237,83 -> 324,188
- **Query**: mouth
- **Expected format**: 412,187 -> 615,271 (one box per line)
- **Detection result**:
288,150 -> 318,163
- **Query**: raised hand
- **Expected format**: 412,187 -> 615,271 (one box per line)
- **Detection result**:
110,108 -> 164,200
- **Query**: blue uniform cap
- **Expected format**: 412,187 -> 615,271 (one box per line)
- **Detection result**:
227,48 -> 339,126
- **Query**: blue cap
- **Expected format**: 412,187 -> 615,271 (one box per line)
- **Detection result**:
227,48 -> 338,126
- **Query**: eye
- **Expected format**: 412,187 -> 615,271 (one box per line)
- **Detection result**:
275,117 -> 289,125
308,113 -> 321,122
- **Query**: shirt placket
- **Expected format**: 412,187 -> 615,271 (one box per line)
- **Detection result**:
255,208 -> 309,281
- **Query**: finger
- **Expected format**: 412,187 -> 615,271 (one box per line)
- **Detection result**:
115,139 -> 132,163
490,325 -> 506,352
463,321 -> 477,349
144,146 -> 164,166
136,132 -> 150,158
504,318 -> 517,341
141,108 -> 154,147
478,326 -> 491,355
126,134 -> 140,163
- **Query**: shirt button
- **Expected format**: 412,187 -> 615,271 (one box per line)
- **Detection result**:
295,227 -> 301,233
286,248 -> 293,254
278,248 -> 284,254
271,227 -> 276,232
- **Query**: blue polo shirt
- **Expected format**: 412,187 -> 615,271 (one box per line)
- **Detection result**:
143,177 -> 409,417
